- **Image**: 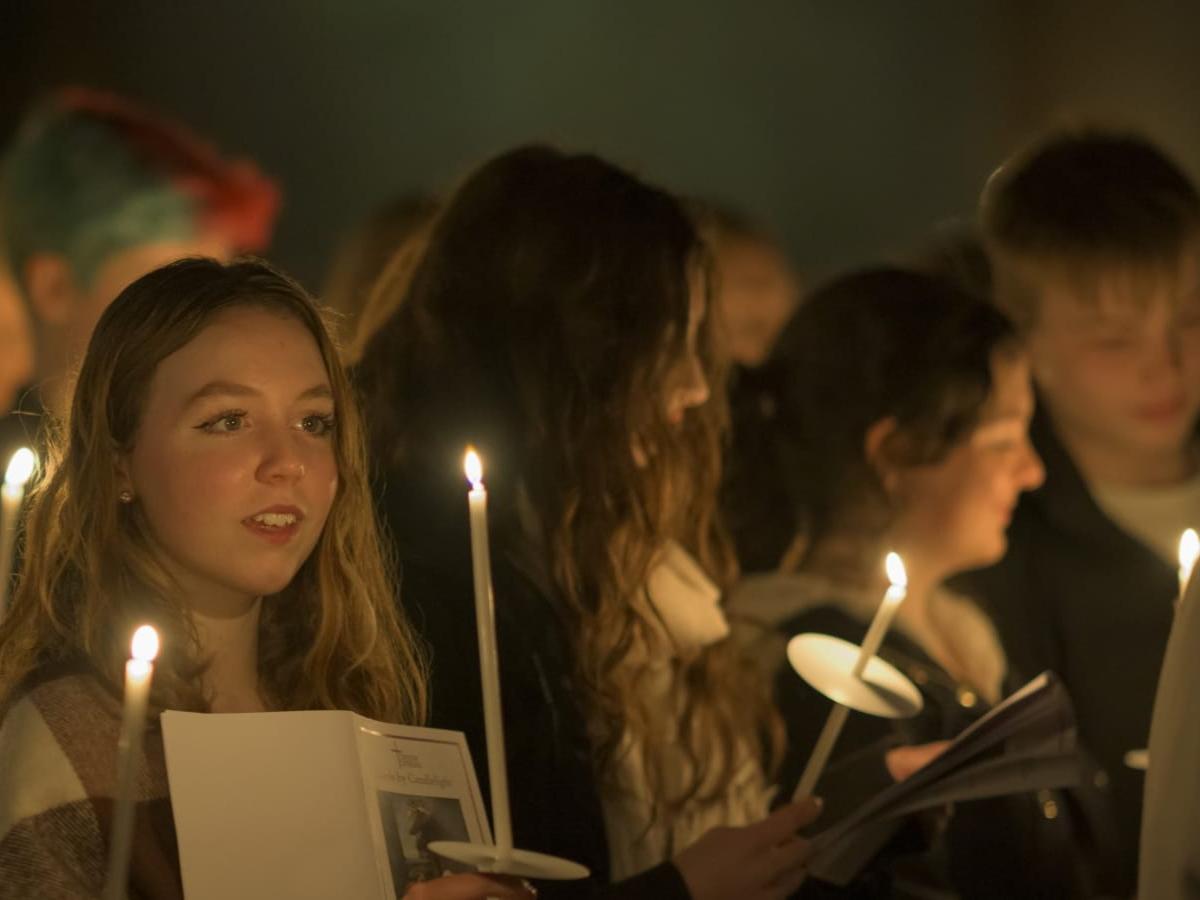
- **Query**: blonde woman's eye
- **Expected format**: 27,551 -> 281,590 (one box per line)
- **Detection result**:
300,414 -> 335,436
197,410 -> 247,433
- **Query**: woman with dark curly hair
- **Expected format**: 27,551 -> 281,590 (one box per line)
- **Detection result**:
356,145 -> 820,900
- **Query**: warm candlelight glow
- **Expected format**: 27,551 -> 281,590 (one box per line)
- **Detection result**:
4,447 -> 34,488
104,624 -> 160,899
885,551 -> 907,589
464,448 -> 483,488
131,625 -> 159,663
0,447 -> 36,621
1179,529 -> 1199,576
462,443 -> 512,857
794,548 -> 909,800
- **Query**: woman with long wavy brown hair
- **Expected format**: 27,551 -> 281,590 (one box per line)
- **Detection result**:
0,258 -> 530,900
356,145 -> 820,900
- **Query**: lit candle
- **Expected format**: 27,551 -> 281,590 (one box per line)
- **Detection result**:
854,552 -> 909,676
463,449 -> 513,861
794,553 -> 908,800
0,447 -> 36,620
1178,528 -> 1198,605
103,625 -> 160,900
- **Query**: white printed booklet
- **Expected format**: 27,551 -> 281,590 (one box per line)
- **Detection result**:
162,710 -> 491,900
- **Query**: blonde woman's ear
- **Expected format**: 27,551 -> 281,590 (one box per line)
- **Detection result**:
113,453 -> 135,504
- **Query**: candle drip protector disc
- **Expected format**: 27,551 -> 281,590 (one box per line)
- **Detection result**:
428,841 -> 590,880
787,633 -> 923,719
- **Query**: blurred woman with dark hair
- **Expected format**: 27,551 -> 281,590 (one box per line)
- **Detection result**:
356,145 -> 820,899
731,267 -> 1109,897
322,192 -> 439,352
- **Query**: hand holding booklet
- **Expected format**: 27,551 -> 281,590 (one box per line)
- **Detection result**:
162,711 -> 492,900
804,671 -> 1081,886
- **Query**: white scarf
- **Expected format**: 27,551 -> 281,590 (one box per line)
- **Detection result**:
598,542 -> 773,880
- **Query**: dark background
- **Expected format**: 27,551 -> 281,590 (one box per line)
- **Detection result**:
4,1 -> 1200,289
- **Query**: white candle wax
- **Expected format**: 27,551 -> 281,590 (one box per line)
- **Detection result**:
1178,528 -> 1198,606
794,553 -> 908,801
463,450 -> 513,861
0,447 -> 36,620
854,581 -> 908,678
103,625 -> 159,900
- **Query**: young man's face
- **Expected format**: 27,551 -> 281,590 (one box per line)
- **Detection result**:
1025,255 -> 1200,470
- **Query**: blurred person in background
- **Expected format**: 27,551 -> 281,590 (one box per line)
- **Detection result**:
322,192 -> 438,352
963,130 -> 1200,894
0,86 -> 279,437
694,202 -> 802,575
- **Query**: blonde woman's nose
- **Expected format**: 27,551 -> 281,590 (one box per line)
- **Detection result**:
257,432 -> 307,483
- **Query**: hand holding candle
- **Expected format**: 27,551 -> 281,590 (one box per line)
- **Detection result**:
794,553 -> 907,801
0,446 -> 36,619
103,625 -> 160,900
463,448 -> 513,862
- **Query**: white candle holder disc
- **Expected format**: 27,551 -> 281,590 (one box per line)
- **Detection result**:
787,633 -> 923,719
428,840 -> 589,880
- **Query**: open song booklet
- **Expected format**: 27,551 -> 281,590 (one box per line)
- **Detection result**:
162,711 -> 491,900
805,671 -> 1080,886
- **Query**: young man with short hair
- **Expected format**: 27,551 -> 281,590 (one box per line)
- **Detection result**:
968,129 -> 1200,895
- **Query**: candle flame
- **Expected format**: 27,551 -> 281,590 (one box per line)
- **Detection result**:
464,448 -> 483,488
4,447 -> 35,488
885,551 -> 907,589
1180,529 -> 1199,574
131,625 -> 159,663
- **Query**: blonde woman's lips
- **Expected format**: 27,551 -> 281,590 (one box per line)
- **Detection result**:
242,504 -> 304,544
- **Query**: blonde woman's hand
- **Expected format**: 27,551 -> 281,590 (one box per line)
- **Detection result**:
403,873 -> 536,900
673,797 -> 823,900
884,740 -> 951,782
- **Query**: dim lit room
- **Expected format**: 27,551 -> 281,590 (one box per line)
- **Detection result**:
2,3 -> 1200,898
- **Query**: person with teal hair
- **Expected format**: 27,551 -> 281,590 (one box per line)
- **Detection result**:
0,87 -> 279,430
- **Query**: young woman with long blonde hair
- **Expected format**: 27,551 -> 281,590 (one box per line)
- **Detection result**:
0,257 -> 529,900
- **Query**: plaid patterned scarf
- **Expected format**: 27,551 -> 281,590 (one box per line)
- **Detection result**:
0,674 -> 182,899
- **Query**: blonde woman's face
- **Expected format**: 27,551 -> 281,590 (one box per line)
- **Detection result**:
122,306 -> 338,614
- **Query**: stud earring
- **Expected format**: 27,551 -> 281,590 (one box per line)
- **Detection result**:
118,490 -> 134,504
